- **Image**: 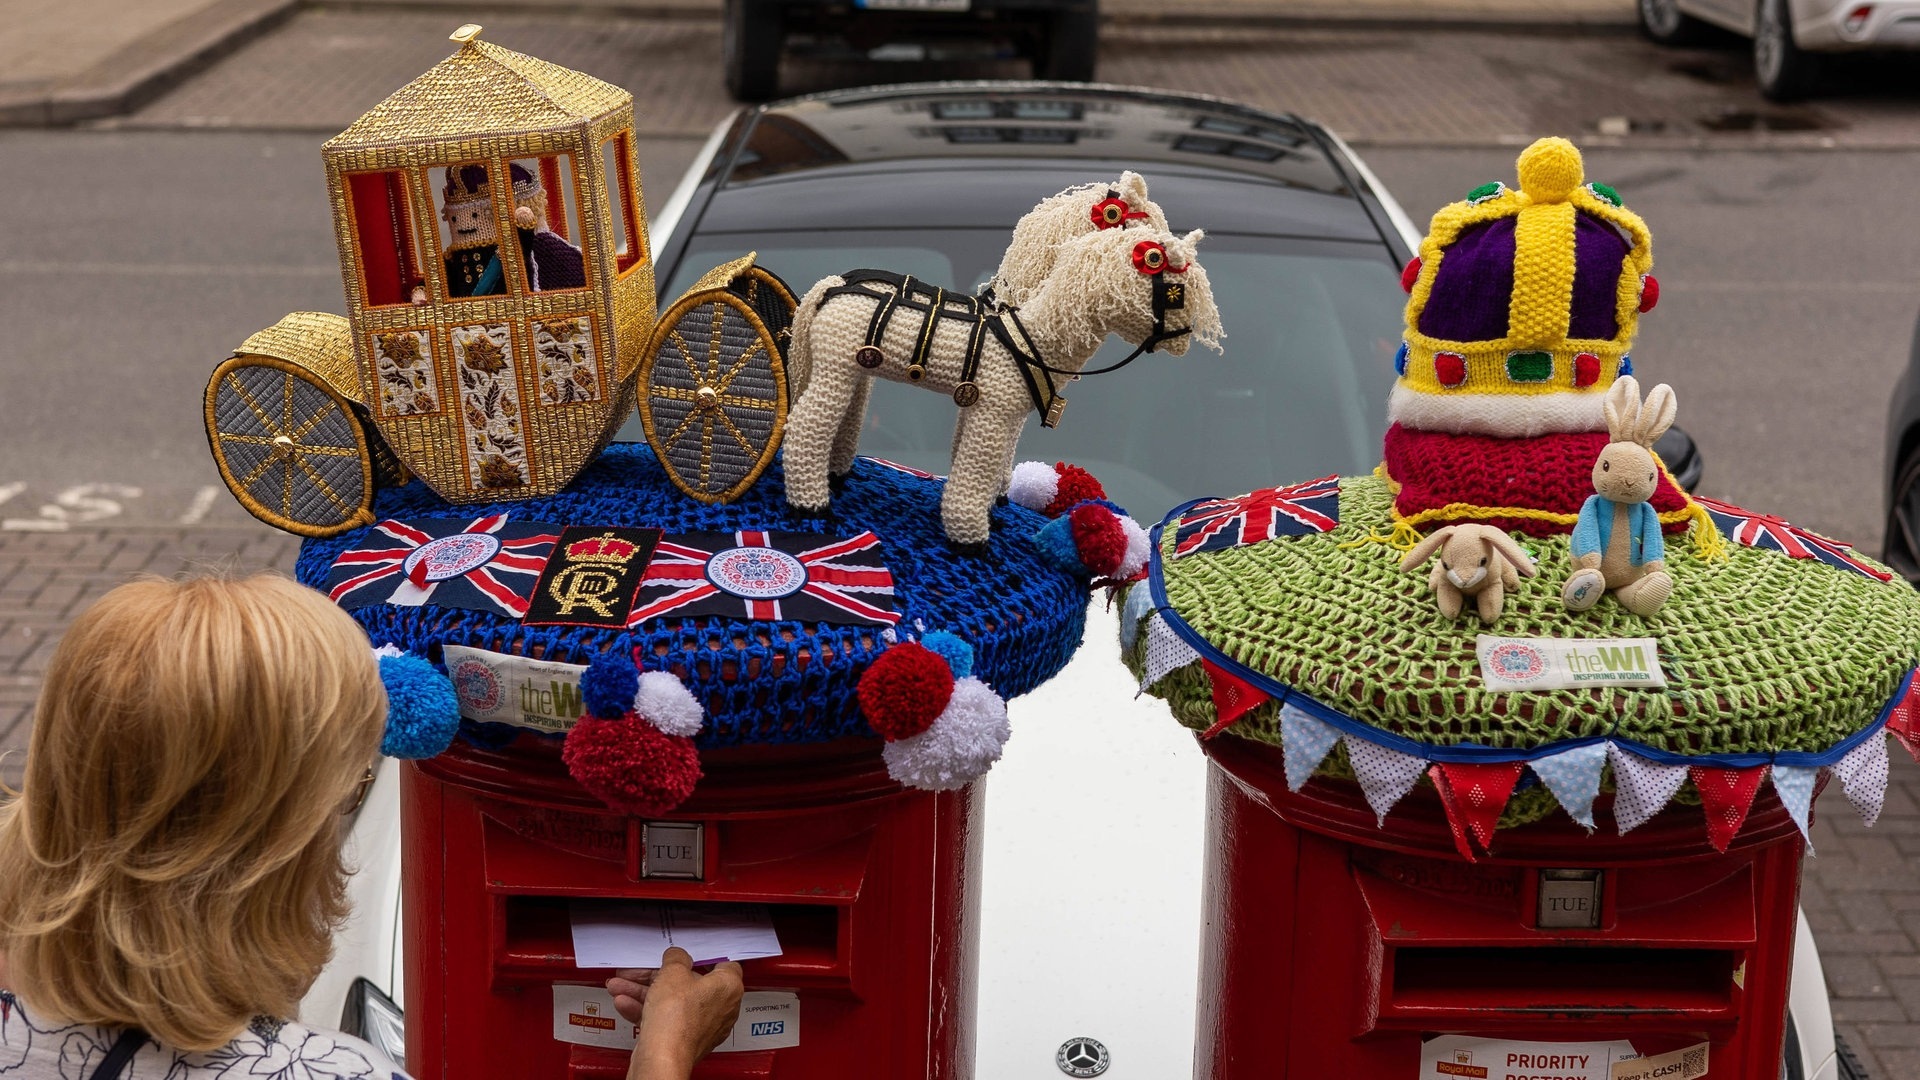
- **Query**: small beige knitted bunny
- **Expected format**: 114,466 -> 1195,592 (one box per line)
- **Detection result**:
1401,523 -> 1537,624
1562,376 -> 1677,617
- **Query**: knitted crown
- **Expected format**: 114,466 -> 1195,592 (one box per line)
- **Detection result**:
1393,139 -> 1655,435
442,161 -> 541,208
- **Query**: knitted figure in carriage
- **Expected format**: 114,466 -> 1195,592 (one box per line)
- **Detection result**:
435,161 -> 586,299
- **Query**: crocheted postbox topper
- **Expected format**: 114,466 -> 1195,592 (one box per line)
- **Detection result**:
1127,136 -> 1920,858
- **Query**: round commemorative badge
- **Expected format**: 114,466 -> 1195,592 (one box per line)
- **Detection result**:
707,545 -> 809,600
449,655 -> 503,713
402,532 -> 502,583
1485,640 -> 1549,686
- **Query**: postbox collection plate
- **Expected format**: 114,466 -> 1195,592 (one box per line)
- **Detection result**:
1536,868 -> 1603,929
642,821 -> 704,880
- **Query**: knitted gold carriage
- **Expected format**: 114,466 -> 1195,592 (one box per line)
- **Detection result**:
203,26 -> 798,536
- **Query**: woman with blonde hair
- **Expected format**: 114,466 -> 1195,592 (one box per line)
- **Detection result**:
0,574 -> 739,1080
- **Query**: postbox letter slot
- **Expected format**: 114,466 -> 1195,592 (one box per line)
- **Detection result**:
1386,945 -> 1737,1019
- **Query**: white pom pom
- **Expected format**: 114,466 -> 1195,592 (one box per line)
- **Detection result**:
634,670 -> 704,738
881,677 -> 1009,791
1116,515 -> 1151,579
371,644 -> 405,660
1007,461 -> 1060,512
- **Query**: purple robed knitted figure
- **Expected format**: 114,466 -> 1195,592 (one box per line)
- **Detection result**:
438,163 -> 586,298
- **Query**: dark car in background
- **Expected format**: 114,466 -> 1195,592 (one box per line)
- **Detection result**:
1881,310 -> 1920,583
724,0 -> 1097,100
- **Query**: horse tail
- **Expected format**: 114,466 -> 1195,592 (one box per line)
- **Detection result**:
786,275 -> 841,401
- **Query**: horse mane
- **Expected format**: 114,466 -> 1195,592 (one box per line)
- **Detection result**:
1031,227 -> 1224,355
989,173 -> 1169,307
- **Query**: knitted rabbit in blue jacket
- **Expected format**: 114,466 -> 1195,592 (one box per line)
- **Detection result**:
1563,376 -> 1677,617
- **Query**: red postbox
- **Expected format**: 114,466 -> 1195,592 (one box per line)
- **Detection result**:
1192,735 -> 1804,1079
401,736 -> 982,1080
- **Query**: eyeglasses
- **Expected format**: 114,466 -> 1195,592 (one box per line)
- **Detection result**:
341,765 -> 377,817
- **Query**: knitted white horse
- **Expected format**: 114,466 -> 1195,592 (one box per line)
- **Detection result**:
783,223 -> 1222,547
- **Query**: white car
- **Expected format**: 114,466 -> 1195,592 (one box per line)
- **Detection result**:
1638,0 -> 1920,100
310,83 -> 1866,1080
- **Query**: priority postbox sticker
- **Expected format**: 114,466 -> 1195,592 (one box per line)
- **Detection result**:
1418,1035 -> 1637,1080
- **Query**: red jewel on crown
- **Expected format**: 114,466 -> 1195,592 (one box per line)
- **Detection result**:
566,532 -> 640,564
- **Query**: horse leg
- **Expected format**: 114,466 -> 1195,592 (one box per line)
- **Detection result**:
784,361 -> 860,512
828,374 -> 872,480
941,405 -> 1025,547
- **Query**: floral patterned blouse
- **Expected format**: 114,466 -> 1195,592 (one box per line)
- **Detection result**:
0,990 -> 409,1080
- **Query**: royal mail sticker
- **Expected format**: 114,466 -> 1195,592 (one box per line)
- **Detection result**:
1419,1035 -> 1638,1080
552,985 -> 635,1050
1477,636 -> 1667,692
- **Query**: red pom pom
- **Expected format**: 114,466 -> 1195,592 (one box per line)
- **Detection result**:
1400,256 -> 1422,293
1638,274 -> 1659,313
1573,352 -> 1601,388
1044,464 -> 1107,517
563,712 -> 702,816
1434,352 -> 1467,388
858,643 -> 954,741
1068,504 -> 1128,578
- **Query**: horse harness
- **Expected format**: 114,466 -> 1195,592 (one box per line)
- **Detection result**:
820,268 -> 1190,430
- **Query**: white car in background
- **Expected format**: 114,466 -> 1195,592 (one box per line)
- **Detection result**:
311,82 -> 1866,1080
1638,0 -> 1920,99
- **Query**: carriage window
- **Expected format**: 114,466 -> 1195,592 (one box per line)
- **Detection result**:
345,171 -> 423,307
508,155 -> 588,293
601,133 -> 644,276
434,161 -> 508,299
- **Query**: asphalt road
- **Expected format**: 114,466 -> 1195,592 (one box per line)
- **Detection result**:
4,130 -> 1915,550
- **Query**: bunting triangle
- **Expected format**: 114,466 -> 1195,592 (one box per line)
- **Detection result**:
1119,583 -> 1155,651
1607,744 -> 1690,835
1834,732 -> 1890,827
1886,675 -> 1920,762
1201,660 -> 1272,739
1281,704 -> 1340,792
1344,734 -> 1428,825
1770,764 -> 1819,848
1430,761 -> 1525,861
1529,743 -> 1609,830
1140,614 -> 1199,692
1691,765 -> 1768,853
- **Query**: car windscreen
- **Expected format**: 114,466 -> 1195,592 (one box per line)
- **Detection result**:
624,229 -> 1403,523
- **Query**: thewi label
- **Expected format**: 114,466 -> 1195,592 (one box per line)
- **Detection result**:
442,644 -> 589,734
1477,635 -> 1667,691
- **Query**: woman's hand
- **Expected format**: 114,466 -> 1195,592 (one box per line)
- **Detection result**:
614,948 -> 744,1080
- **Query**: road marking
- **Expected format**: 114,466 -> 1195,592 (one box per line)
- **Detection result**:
0,483 -> 22,509
2,484 -> 143,532
178,486 -> 220,526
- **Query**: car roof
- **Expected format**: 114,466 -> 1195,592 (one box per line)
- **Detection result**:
689,81 -> 1390,245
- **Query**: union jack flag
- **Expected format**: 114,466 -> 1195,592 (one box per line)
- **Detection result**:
1174,476 -> 1341,558
323,514 -> 560,616
628,530 -> 900,627
1695,495 -> 1892,583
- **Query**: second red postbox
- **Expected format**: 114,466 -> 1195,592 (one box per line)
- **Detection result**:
1124,136 -> 1920,1079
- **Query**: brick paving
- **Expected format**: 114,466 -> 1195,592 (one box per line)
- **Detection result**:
120,6 -> 1920,147
0,525 -> 298,790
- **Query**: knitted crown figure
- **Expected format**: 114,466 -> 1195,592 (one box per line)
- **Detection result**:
1126,136 -> 1920,858
437,161 -> 585,299
1385,137 -> 1693,541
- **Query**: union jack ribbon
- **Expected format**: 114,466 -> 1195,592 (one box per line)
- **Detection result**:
323,514 -> 560,616
1694,496 -> 1892,583
628,530 -> 901,627
860,456 -> 943,480
1174,475 -> 1341,558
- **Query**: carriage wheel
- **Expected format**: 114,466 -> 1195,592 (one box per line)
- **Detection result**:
728,265 -> 798,367
639,289 -> 788,504
205,354 -> 377,537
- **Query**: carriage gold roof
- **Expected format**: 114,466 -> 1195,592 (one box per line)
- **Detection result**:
325,29 -> 630,150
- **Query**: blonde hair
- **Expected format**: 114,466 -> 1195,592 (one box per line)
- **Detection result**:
0,574 -> 385,1050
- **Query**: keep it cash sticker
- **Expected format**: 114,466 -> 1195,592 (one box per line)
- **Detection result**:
1611,1043 -> 1708,1080
1477,635 -> 1667,691
443,645 -> 589,734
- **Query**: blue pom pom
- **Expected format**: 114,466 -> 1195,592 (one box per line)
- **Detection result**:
1033,517 -> 1089,576
919,630 -> 974,680
378,654 -> 460,760
581,653 -> 641,719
